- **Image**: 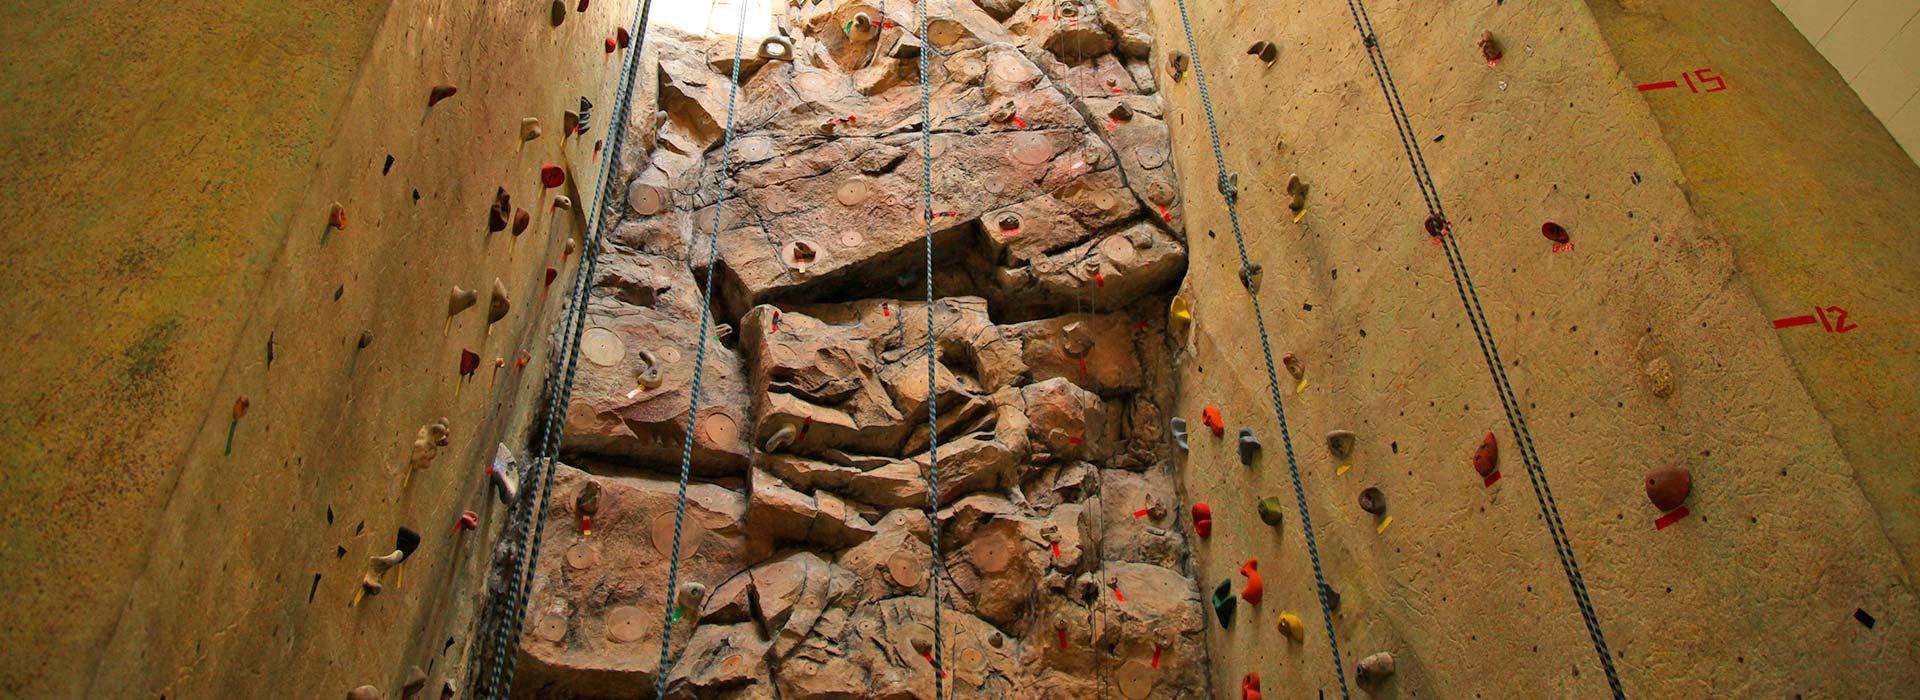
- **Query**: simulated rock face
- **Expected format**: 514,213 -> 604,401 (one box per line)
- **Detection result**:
530,0 -> 1206,697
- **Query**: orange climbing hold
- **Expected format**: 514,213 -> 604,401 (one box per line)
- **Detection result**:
1201,406 -> 1224,436
428,85 -> 457,107
328,203 -> 347,229
1239,560 -> 1263,605
541,165 -> 566,189
1472,431 -> 1498,477
1241,672 -> 1262,700
460,349 -> 481,379
604,37 -> 616,53
1192,502 -> 1213,538
513,208 -> 531,235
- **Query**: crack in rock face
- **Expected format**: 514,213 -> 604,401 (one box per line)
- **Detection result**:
521,1 -> 1206,697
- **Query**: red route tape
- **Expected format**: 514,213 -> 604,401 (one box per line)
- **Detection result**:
1773,314 -> 1817,329
1151,646 -> 1161,669
1113,586 -> 1126,602
1637,80 -> 1679,92
1483,471 -> 1501,487
1654,506 -> 1690,530
1133,508 -> 1150,518
1052,542 -> 1061,558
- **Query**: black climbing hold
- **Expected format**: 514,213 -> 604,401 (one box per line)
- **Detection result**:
395,526 -> 422,559
1855,608 -> 1875,629
1424,214 -> 1448,239
1238,427 -> 1261,465
357,331 -> 374,349
1358,486 -> 1386,515
1212,579 -> 1237,627
427,85 -> 457,107
1239,263 -> 1262,292
1542,222 -> 1570,244
383,155 -> 394,175
1321,583 -> 1341,612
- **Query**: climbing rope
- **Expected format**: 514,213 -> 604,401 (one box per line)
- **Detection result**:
477,0 -> 658,698
652,1 -> 755,698
915,0 -> 948,692
1166,1 -> 1351,698
1335,0 -> 1625,696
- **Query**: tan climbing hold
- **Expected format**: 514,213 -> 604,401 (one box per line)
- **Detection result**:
758,35 -> 794,61
552,195 -> 574,210
634,349 -> 664,389
1167,51 -> 1189,81
1286,173 -> 1309,213
1357,651 -> 1396,685
328,202 -> 347,229
449,286 -> 478,316
407,418 -> 450,472
487,278 -> 510,325
1281,352 -> 1304,381
521,117 -> 542,142
348,685 -> 385,700
401,666 -> 428,699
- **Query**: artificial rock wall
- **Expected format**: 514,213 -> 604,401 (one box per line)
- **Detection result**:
516,1 -> 1212,698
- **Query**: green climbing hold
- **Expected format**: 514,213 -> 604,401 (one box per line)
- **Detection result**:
1257,496 -> 1286,527
1212,579 -> 1237,628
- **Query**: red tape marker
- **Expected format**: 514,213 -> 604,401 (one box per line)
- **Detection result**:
1133,508 -> 1150,518
1051,542 -> 1061,558
1068,436 -> 1083,445
1637,80 -> 1679,92
1654,506 -> 1690,530
1483,471 -> 1501,487
1773,314 -> 1817,329
1058,629 -> 1067,648
1011,115 -> 1027,129
1151,646 -> 1161,669
1078,358 -> 1089,375
1158,205 -> 1171,221
1113,586 -> 1126,602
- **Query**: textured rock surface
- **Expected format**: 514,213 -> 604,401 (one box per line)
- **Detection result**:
532,2 -> 1205,697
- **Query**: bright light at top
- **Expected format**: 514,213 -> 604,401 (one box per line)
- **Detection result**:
652,0 -> 777,38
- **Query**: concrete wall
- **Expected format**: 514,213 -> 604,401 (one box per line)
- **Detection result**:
0,0 -> 640,697
1775,0 -> 1920,161
1147,0 -> 1919,697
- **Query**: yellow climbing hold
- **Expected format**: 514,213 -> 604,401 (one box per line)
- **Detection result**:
1276,611 -> 1303,641
1170,295 -> 1192,334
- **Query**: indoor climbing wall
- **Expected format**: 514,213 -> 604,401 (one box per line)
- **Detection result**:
1149,0 -> 1920,698
0,1 -> 647,698
513,0 -> 1216,697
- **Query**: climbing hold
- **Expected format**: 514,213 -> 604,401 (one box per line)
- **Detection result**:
455,511 -> 479,533
1424,214 -> 1449,239
348,685 -> 385,700
576,97 -> 594,134
604,36 -> 617,54
1276,611 -> 1303,641
408,418 -> 451,472
487,278 -> 510,325
1239,560 -> 1263,605
489,444 -> 520,505
1285,173 -> 1309,213
1241,672 -> 1262,700
328,203 -> 347,230
1326,429 -> 1357,461
1212,579 -> 1237,627
564,238 -> 576,259
1191,502 -> 1213,538
360,526 -> 422,597
427,85 -> 457,107
576,0 -> 589,11
1479,31 -> 1503,66
459,350 -> 481,379
1238,263 -> 1262,292
1169,416 -> 1190,451
544,267 -> 558,289
1169,295 -> 1192,334
783,239 -> 820,275
549,0 -> 566,25
577,479 -> 601,535
521,118 -> 543,143
224,396 -> 250,455
1358,486 -> 1386,515
1167,50 -> 1189,81
678,581 -> 707,620
552,195 -> 574,211
1281,352 -> 1304,381
356,331 -> 374,349
1645,466 -> 1691,512
1201,406 -> 1225,436
1257,496 -> 1285,526
1246,40 -> 1278,64
617,27 -> 631,48
563,110 -> 580,136
401,666 -> 428,699
1471,431 -> 1498,476
1238,427 -> 1261,465
1061,321 -> 1095,358
512,208 -> 531,235
759,35 -> 794,61
489,188 -> 511,232
540,164 -> 565,189
634,349 -> 663,389
449,286 -> 478,317
1356,651 -> 1396,686
1542,221 -> 1570,244
439,680 -> 456,700
764,423 -> 798,452
1109,102 -> 1133,121
1322,583 -> 1342,612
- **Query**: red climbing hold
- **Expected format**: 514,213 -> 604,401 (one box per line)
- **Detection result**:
1192,502 -> 1213,538
1471,431 -> 1498,477
576,0 -> 589,11
455,511 -> 479,533
328,203 -> 348,230
1645,466 -> 1692,512
512,208 -> 531,235
460,349 -> 481,379
428,85 -> 458,107
1424,214 -> 1449,239
541,164 -> 566,189
1201,406 -> 1225,436
1241,672 -> 1262,700
1542,221 -> 1569,244
617,27 -> 632,48
545,267 -> 558,289
1239,560 -> 1263,605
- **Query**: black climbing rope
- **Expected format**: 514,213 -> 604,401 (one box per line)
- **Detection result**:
475,1 -> 658,698
914,0 -> 948,692
1336,0 -> 1625,696
1167,1 -> 1351,698
652,1 -> 756,698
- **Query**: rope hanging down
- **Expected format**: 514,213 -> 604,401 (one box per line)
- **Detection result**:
915,0 -> 948,692
479,0 -> 658,697
1337,0 -> 1624,696
1167,1 -> 1351,698
653,2 -> 756,698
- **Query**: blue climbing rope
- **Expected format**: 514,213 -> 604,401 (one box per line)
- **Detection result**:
1336,0 -> 1624,696
480,0 -> 658,697
1167,1 -> 1352,698
915,0 -> 947,692
653,1 -> 753,697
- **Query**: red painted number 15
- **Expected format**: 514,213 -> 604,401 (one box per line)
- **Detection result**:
1682,69 -> 1726,93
